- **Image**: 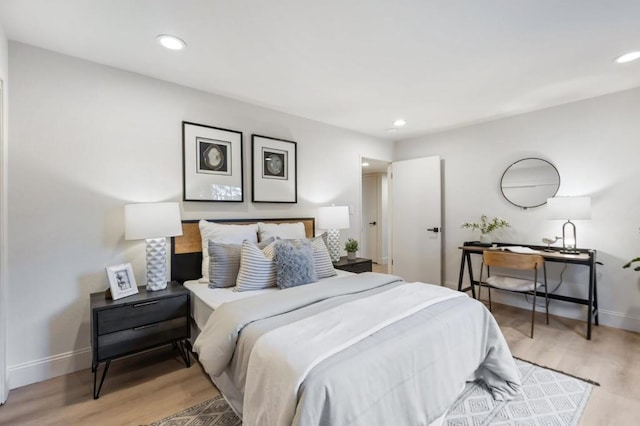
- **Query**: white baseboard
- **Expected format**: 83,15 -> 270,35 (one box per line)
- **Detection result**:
8,347 -> 91,390
597,309 -> 640,333
444,280 -> 640,334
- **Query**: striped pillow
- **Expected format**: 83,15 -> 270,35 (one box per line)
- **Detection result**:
311,234 -> 337,279
235,240 -> 277,291
208,238 -> 275,288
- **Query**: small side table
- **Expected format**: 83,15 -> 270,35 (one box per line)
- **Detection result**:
90,282 -> 190,399
333,256 -> 373,274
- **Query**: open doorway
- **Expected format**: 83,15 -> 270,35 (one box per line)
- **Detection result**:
361,157 -> 391,273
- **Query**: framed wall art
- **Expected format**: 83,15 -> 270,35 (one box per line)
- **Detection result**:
182,121 -> 244,202
252,135 -> 297,203
106,263 -> 138,300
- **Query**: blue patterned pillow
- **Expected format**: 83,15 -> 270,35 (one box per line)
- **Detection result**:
273,239 -> 318,289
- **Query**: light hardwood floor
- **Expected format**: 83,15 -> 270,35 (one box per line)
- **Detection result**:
1,299 -> 638,425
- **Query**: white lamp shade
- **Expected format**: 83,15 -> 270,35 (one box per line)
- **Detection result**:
547,196 -> 591,220
125,202 -> 183,240
317,205 -> 350,230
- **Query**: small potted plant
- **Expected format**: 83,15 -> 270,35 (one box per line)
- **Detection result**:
345,238 -> 359,260
461,214 -> 510,244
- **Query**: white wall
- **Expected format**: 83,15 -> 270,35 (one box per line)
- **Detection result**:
395,88 -> 640,333
7,42 -> 392,388
0,22 -> 9,404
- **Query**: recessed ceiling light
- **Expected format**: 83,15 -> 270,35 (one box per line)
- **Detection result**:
386,128 -> 398,133
393,119 -> 407,127
362,162 -> 370,167
156,34 -> 187,50
614,51 -> 640,64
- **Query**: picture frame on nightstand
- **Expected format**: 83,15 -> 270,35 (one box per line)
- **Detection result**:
105,263 -> 138,300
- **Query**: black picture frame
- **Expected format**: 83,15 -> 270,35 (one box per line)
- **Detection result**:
251,134 -> 297,203
182,121 -> 244,202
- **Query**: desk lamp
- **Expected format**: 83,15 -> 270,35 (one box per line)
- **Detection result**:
547,196 -> 591,253
317,205 -> 350,262
125,202 -> 183,290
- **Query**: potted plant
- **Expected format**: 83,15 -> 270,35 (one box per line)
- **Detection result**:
345,238 -> 359,260
461,214 -> 510,244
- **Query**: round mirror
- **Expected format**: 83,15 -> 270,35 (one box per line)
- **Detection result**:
500,158 -> 560,208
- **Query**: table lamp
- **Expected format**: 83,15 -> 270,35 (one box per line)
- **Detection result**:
125,202 -> 183,290
317,205 -> 350,262
547,196 -> 591,253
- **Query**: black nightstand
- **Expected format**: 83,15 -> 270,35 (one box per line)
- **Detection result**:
90,282 -> 190,399
333,256 -> 373,274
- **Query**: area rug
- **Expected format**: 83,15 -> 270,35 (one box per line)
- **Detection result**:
445,358 -> 596,425
147,359 -> 595,426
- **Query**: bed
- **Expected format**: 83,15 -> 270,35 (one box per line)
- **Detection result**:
171,218 -> 521,426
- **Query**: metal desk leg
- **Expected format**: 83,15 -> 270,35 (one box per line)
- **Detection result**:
587,259 -> 595,340
466,252 -> 476,299
594,262 -> 600,326
458,251 -> 466,292
93,360 -> 110,399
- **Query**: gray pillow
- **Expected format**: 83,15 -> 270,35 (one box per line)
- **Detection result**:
208,237 -> 274,288
273,239 -> 318,289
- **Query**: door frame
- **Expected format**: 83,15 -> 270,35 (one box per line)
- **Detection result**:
359,155 -> 390,269
0,78 -> 8,403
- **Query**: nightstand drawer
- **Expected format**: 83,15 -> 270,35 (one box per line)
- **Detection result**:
333,257 -> 373,274
343,262 -> 372,273
97,295 -> 188,335
97,316 -> 187,361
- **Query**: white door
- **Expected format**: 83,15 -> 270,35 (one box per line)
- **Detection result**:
362,175 -> 379,262
391,156 -> 441,284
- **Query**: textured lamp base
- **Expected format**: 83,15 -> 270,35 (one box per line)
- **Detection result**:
326,229 -> 341,262
145,237 -> 168,291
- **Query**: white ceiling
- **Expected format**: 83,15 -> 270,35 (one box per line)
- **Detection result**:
1,0 -> 640,140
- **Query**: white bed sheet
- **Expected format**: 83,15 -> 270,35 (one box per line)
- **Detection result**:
184,269 -> 354,333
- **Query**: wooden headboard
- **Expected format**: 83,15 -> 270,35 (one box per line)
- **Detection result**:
170,218 -> 315,283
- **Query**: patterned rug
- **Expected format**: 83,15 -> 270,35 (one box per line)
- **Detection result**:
446,358 -> 596,425
147,359 -> 595,426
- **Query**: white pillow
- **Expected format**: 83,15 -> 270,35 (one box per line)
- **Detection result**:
199,220 -> 258,283
235,240 -> 277,291
257,222 -> 306,242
